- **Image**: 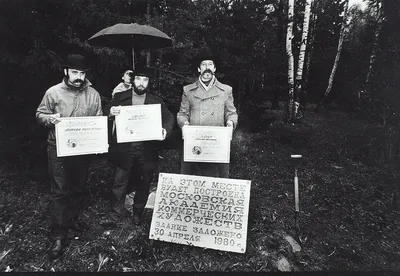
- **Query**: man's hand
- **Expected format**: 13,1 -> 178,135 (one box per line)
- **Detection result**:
48,113 -> 61,125
110,106 -> 121,116
156,128 -> 167,141
226,120 -> 234,140
160,128 -> 167,141
226,120 -> 234,128
182,122 -> 189,139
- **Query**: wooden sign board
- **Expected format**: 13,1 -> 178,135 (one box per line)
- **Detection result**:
149,173 -> 251,253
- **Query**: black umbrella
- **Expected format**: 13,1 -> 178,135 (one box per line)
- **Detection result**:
88,23 -> 172,69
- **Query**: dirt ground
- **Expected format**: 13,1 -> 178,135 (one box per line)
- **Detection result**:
0,108 -> 399,272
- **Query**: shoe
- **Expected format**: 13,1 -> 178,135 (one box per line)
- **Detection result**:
48,238 -> 63,259
99,217 -> 117,229
70,221 -> 89,233
132,208 -> 144,226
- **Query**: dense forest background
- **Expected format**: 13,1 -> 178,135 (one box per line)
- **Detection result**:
0,0 -> 399,170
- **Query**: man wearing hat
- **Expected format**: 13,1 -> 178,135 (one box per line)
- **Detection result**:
177,48 -> 238,177
100,66 -> 174,228
36,54 -> 103,258
112,69 -> 134,97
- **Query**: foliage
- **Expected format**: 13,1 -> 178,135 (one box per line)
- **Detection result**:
1,0 -> 390,117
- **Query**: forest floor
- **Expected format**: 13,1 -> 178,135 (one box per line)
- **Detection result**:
0,105 -> 400,272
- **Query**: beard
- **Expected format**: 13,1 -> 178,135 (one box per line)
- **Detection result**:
133,85 -> 148,95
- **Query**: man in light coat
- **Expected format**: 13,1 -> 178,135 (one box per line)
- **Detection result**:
36,54 -> 103,259
177,48 -> 238,178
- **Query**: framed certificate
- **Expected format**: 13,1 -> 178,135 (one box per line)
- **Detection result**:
55,116 -> 108,157
183,126 -> 232,163
115,104 -> 163,143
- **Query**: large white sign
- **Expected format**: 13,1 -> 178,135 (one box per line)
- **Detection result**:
183,126 -> 232,163
55,116 -> 108,157
149,173 -> 251,253
115,104 -> 163,143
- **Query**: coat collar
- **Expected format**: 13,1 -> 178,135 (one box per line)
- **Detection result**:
189,78 -> 226,99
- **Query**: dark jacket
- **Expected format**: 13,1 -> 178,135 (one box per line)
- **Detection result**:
107,89 -> 174,170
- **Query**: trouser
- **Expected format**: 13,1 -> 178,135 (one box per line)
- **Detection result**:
180,154 -> 230,178
109,156 -> 158,222
47,144 -> 89,239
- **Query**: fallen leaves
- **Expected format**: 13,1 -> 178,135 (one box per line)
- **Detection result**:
97,253 -> 109,272
0,249 -> 11,263
0,223 -> 13,235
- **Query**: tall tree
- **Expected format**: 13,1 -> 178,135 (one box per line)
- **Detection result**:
286,0 -> 295,121
318,0 -> 350,108
271,0 -> 285,110
293,0 -> 313,119
301,0 -> 318,111
363,0 -> 383,99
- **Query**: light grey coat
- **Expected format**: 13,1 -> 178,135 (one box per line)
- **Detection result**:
177,78 -> 238,129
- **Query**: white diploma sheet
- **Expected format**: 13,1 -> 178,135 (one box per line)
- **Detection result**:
55,116 -> 108,157
183,126 -> 232,163
115,104 -> 163,143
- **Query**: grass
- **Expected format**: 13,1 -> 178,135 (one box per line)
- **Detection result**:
0,107 -> 399,272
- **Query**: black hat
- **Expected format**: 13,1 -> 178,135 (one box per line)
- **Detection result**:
63,54 -> 90,71
192,47 -> 219,68
134,66 -> 154,78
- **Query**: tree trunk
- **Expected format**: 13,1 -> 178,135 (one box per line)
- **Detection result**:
272,0 -> 284,110
293,0 -> 313,120
301,0 -> 317,111
286,0 -> 295,121
317,0 -> 349,110
363,1 -> 383,99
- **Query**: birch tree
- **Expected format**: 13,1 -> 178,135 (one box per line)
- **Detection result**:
363,0 -> 383,99
319,0 -> 350,107
301,0 -> 318,109
293,0 -> 313,119
286,0 -> 295,121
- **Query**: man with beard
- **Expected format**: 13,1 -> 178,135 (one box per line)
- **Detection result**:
36,54 -> 103,259
100,66 -> 174,228
177,48 -> 238,178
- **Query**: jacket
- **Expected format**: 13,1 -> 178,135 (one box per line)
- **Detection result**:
176,78 -> 238,130
36,79 -> 103,145
107,89 -> 174,170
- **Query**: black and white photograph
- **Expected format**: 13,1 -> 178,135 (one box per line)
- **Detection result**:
0,0 -> 399,273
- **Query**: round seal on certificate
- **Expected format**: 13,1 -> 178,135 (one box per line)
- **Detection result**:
67,139 -> 77,148
125,127 -> 134,135
192,146 -> 202,155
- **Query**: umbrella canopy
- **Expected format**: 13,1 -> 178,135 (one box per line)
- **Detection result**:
88,23 -> 172,69
88,23 -> 172,49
